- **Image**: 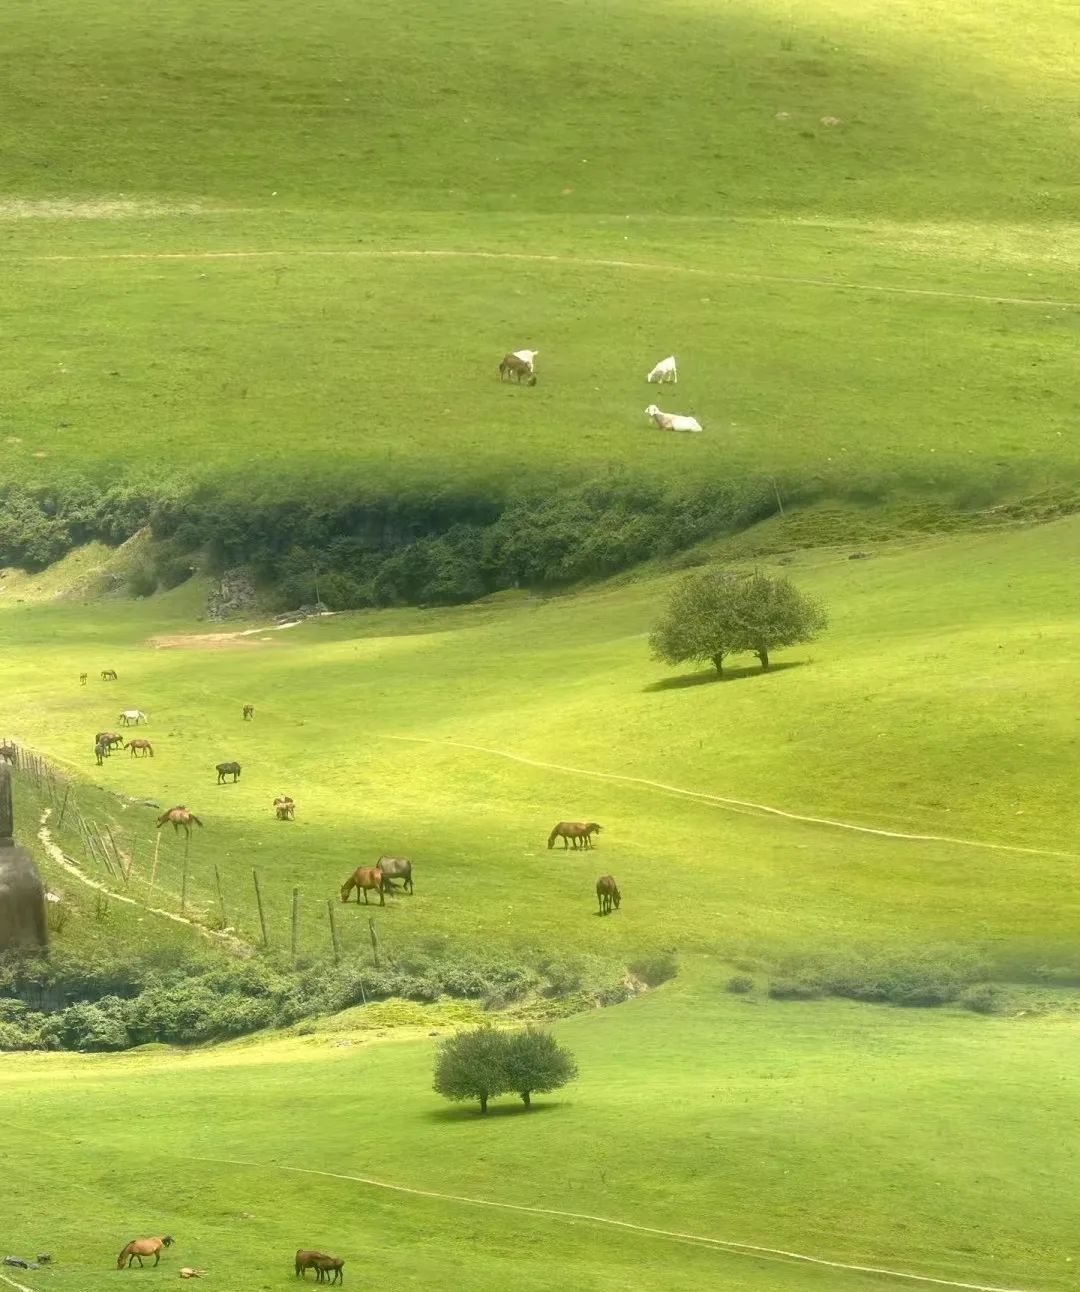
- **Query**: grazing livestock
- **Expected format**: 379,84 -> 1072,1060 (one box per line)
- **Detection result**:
119,709 -> 148,726
156,807 -> 203,837
499,351 -> 538,385
377,855 -> 414,894
340,867 -> 384,905
117,1236 -> 173,1269
79,673 -> 88,685
95,731 -> 123,752
313,1255 -> 345,1284
548,821 -> 603,850
0,743 -> 17,766
216,761 -> 241,784
101,669 -> 118,681
274,795 -> 296,820
596,874 -> 621,915
243,704 -> 255,720
645,404 -> 702,433
646,355 -> 678,384
94,739 -> 108,766
125,739 -> 154,758
179,1270 -> 203,1280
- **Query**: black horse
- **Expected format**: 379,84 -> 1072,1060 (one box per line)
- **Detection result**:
216,761 -> 241,784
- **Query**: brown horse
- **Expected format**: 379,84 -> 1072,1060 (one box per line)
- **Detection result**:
340,867 -> 384,905
0,742 -> 18,766
596,875 -> 621,915
313,1255 -> 344,1284
125,739 -> 154,758
548,822 -> 603,850
101,669 -> 118,681
243,704 -> 255,721
94,739 -> 108,766
377,855 -> 413,894
80,672 -> 88,685
274,795 -> 296,821
156,807 -> 203,836
96,731 -> 123,751
117,1235 -> 174,1269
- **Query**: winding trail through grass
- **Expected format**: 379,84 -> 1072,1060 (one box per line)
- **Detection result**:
383,735 -> 1072,860
194,1156 -> 1037,1292
25,247 -> 1080,310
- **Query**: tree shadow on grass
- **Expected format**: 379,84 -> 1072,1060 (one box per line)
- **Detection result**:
643,660 -> 805,692
423,1101 -> 564,1124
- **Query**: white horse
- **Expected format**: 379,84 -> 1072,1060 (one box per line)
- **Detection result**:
119,709 -> 149,726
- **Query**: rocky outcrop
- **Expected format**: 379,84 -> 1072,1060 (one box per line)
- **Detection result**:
206,567 -> 259,621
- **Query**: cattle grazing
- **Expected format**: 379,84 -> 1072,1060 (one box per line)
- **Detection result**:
156,807 -> 203,837
548,821 -> 603,850
274,795 -> 296,821
216,761 -> 241,784
340,867 -> 384,905
645,404 -> 702,433
117,1236 -> 174,1270
377,855 -> 413,894
646,355 -> 678,384
243,704 -> 255,721
119,709 -> 148,726
101,669 -> 118,681
79,673 -> 88,685
499,351 -> 538,385
125,739 -> 154,758
596,875 -> 621,915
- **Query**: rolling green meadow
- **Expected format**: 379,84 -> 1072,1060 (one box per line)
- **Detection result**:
3,0 -> 1080,1288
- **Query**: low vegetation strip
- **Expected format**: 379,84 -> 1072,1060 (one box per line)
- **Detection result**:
383,736 -> 1073,860
192,1157 -> 1037,1292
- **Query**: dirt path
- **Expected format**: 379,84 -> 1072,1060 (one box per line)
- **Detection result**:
194,1156 -> 1035,1292
36,808 -> 248,951
382,735 -> 1072,861
26,247 -> 1080,310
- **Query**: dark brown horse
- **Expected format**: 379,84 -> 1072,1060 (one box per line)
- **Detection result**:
0,742 -> 18,766
101,669 -> 118,681
377,855 -> 413,894
79,672 -> 88,685
313,1255 -> 344,1285
340,867 -> 384,905
94,739 -> 108,766
156,807 -> 203,837
117,1236 -> 173,1269
216,761 -> 241,784
596,875 -> 621,915
243,704 -> 255,721
96,731 -> 123,751
125,739 -> 154,758
548,822 -> 602,850
274,795 -> 296,820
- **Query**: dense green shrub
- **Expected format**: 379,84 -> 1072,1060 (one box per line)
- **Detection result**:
726,973 -> 755,994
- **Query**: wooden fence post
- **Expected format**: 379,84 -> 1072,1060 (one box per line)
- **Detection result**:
368,917 -> 381,969
214,864 -> 228,929
126,830 -> 138,883
180,835 -> 191,915
252,868 -> 269,947
55,785 -> 71,831
326,899 -> 341,963
148,834 -> 161,903
291,887 -> 300,960
98,826 -> 126,885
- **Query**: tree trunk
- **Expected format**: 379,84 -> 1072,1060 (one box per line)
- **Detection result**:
712,654 -> 724,675
521,1090 -> 531,1107
757,647 -> 770,670
479,1093 -> 488,1115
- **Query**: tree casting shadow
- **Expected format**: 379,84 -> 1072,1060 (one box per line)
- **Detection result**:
424,1101 -> 564,1124
644,660 -> 805,692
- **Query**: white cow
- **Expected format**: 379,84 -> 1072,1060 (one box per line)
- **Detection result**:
646,355 -> 677,384
645,404 -> 702,433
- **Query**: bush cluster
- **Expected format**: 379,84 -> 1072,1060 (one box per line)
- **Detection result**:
767,950 -> 989,1009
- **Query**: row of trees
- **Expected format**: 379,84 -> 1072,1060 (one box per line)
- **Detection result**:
433,1027 -> 578,1114
650,569 -> 827,675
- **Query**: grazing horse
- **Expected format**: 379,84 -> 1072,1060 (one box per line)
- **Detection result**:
79,672 -> 88,685
499,352 -> 538,385
377,855 -> 413,894
117,1236 -> 173,1269
101,669 -> 118,681
274,796 -> 296,821
96,731 -> 123,752
596,874 -> 621,915
340,867 -> 384,905
243,704 -> 255,721
313,1255 -> 344,1284
156,807 -> 203,837
94,739 -> 109,766
119,709 -> 148,726
216,761 -> 241,784
548,821 -> 603,850
0,743 -> 17,766
296,1250 -> 342,1282
125,739 -> 154,758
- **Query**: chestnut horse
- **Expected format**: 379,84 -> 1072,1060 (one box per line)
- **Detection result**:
313,1255 -> 344,1284
156,807 -> 203,836
117,1235 -> 173,1269
548,822 -> 603,850
596,875 -> 621,915
125,739 -> 154,758
101,669 -> 118,681
340,867 -> 384,905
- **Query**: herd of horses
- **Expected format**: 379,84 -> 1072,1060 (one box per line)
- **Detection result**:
114,1237 -> 343,1282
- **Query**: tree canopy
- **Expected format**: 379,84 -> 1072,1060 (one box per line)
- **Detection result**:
650,568 -> 827,675
432,1026 -> 578,1114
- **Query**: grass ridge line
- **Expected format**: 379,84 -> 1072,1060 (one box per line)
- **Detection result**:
382,735 -> 1072,860
192,1156 -> 1038,1292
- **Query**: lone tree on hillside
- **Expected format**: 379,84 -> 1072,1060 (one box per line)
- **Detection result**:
432,1027 -> 579,1115
650,569 -> 827,676
501,1028 -> 578,1108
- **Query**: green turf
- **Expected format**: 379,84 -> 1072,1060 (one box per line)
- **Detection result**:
3,961 -> 1076,1292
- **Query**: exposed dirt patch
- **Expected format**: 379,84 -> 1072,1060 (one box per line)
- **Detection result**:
0,198 -> 206,220
150,631 -> 279,651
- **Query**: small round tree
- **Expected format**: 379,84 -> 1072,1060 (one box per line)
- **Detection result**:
501,1028 -> 579,1108
650,568 -> 827,675
432,1027 -> 509,1115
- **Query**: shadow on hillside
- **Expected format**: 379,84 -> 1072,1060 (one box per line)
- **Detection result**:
423,1102 -> 564,1124
644,660 -> 804,691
